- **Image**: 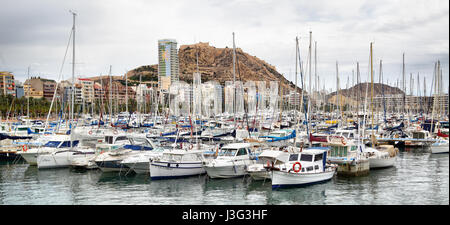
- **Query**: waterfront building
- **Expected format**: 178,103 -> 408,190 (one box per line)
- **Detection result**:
24,77 -> 56,100
169,81 -> 191,117
244,81 -> 257,115
77,78 -> 95,103
132,84 -> 153,104
43,80 -> 56,101
158,39 -> 179,92
201,81 -> 222,117
0,71 -> 16,96
257,81 -> 268,111
269,81 -> 279,112
15,85 -> 24,98
224,81 -> 234,114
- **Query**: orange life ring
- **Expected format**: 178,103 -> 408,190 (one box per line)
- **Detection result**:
22,144 -> 28,152
292,162 -> 301,173
88,130 -> 93,135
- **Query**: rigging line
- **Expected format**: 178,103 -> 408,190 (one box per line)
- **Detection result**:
43,27 -> 73,134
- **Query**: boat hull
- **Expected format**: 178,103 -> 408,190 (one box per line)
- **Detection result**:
248,170 -> 270,181
204,164 -> 248,179
150,161 -> 205,180
431,145 -> 449,154
95,160 -> 131,173
37,151 -> 74,169
369,157 -> 396,169
330,158 -> 370,177
37,151 -> 95,169
271,169 -> 335,189
121,161 -> 150,174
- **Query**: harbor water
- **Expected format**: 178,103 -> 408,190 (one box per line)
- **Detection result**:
0,148 -> 448,205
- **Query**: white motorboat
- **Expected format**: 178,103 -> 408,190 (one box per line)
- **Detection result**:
149,149 -> 206,180
203,142 -> 257,179
246,149 -> 290,181
363,145 -> 398,169
271,149 -> 337,189
17,135 -> 74,165
431,139 -> 449,154
94,135 -> 155,173
121,146 -> 167,174
37,147 -> 96,169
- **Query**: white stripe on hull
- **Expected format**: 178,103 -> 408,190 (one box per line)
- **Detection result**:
272,170 -> 335,187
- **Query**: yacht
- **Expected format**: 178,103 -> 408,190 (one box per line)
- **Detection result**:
94,135 -> 154,173
17,134 -> 74,165
37,146 -> 95,169
431,138 -> 449,154
149,149 -> 207,180
203,143 -> 257,178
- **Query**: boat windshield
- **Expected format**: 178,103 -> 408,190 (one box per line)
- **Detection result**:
59,140 -> 79,148
218,149 -> 237,157
130,138 -> 149,146
270,132 -> 285,137
44,141 -> 61,148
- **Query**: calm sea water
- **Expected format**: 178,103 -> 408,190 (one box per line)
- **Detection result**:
0,148 -> 448,205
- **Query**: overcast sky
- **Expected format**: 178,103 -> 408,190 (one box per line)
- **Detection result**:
0,0 -> 448,95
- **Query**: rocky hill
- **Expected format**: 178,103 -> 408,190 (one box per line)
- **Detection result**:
327,82 -> 405,102
126,42 -> 300,94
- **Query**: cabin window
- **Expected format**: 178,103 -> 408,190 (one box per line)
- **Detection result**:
289,154 -> 299,161
300,154 -> 313,162
60,140 -> 79,148
314,153 -> 323,161
220,149 -> 237,156
44,141 -> 61,148
349,133 -> 354,138
105,136 -> 114,144
306,166 -> 314,171
236,148 -> 247,156
351,146 -> 357,151
116,136 -> 128,142
314,165 -> 319,170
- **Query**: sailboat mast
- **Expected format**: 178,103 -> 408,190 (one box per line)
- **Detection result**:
70,10 -> 76,150
370,43 -> 374,138
232,32 -> 237,128
295,36 -> 298,122
109,65 -> 112,126
125,71 -> 128,113
70,11 -> 76,130
27,66 -> 30,121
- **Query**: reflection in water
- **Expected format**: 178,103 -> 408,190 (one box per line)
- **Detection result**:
0,149 -> 448,205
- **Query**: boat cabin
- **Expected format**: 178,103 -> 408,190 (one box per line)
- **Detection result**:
159,150 -> 204,163
216,143 -> 254,160
277,149 -> 329,173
